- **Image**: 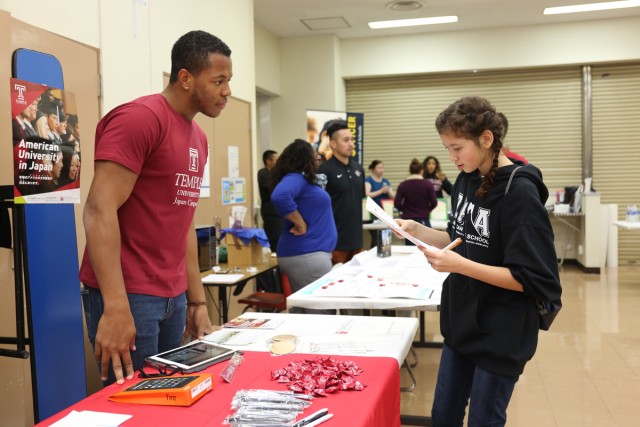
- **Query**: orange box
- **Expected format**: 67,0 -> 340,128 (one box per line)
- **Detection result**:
108,374 -> 213,406
225,234 -> 263,266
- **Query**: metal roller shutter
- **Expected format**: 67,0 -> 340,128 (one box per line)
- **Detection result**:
346,67 -> 582,200
592,63 -> 640,265
346,64 -> 640,264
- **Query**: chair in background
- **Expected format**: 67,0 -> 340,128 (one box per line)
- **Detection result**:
237,272 -> 291,312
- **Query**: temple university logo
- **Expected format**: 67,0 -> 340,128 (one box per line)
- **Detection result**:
188,148 -> 198,172
14,84 -> 27,105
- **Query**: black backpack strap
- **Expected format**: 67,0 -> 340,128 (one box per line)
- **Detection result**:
505,166 -> 523,196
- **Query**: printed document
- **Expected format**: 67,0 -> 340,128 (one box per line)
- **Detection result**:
365,197 -> 435,250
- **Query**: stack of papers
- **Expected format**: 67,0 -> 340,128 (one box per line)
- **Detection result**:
50,410 -> 131,427
201,273 -> 245,284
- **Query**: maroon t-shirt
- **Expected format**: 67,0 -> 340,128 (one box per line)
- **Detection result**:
80,94 -> 208,297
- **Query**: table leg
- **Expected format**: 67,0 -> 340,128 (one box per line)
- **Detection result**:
413,311 -> 444,349
219,287 -> 229,324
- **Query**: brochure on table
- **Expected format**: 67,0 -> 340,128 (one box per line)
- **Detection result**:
298,246 -> 448,301
223,317 -> 284,329
202,314 -> 417,363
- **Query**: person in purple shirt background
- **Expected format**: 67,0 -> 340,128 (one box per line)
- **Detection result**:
394,158 -> 437,245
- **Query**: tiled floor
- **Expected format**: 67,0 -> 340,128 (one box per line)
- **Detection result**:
399,264 -> 640,426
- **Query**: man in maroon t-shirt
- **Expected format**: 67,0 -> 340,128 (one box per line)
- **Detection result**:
80,31 -> 233,385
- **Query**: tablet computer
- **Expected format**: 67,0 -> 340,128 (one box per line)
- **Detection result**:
145,340 -> 236,373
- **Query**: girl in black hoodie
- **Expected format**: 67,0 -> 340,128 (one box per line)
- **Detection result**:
397,96 -> 562,426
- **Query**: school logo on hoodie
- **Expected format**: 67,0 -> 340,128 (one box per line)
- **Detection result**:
454,194 -> 490,247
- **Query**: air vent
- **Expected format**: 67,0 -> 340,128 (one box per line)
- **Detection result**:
301,16 -> 351,31
386,0 -> 424,11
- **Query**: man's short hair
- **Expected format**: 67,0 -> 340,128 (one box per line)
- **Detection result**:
169,31 -> 231,83
326,119 -> 349,140
262,149 -> 277,166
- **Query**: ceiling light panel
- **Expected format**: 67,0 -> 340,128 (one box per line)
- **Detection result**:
369,16 -> 458,29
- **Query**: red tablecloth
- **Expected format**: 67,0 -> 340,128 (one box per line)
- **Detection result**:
37,351 -> 400,427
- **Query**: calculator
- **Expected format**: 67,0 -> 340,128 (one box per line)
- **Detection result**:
108,374 -> 213,406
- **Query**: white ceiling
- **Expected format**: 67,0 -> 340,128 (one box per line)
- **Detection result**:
254,0 -> 640,39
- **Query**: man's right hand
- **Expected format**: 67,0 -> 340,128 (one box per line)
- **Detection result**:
94,307 -> 136,384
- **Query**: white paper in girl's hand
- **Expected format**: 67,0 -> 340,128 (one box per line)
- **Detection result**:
365,197 -> 434,250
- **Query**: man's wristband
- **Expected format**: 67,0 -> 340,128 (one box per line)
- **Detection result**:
187,301 -> 207,307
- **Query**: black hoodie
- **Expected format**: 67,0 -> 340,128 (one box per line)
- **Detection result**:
442,163 -> 562,376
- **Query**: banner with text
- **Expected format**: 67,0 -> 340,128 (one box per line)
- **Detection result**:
306,109 -> 364,165
11,78 -> 81,203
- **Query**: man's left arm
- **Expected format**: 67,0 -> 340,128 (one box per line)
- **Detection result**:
183,219 -> 215,342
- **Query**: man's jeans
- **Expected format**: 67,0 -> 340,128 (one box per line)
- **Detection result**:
431,344 -> 519,427
81,286 -> 186,385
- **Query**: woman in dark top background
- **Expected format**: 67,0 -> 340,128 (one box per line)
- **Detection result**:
423,155 -> 452,198
394,158 -> 437,244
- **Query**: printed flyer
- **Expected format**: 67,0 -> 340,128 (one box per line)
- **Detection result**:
11,78 -> 81,203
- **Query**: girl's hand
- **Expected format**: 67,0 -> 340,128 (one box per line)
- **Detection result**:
393,218 -> 416,239
419,245 -> 464,273
436,171 -> 446,181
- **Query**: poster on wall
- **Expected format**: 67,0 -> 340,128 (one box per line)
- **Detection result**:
347,112 -> 364,166
10,78 -> 81,204
306,109 -> 363,164
221,177 -> 246,205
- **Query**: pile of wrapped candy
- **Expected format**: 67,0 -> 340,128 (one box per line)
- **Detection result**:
271,356 -> 366,396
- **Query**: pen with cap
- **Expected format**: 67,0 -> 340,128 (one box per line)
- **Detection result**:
305,413 -> 333,427
292,408 -> 329,427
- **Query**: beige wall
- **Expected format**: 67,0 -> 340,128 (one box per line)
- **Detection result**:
341,16 -> 640,77
260,15 -> 640,153
0,0 -> 100,48
255,23 -> 281,96
270,35 -> 344,151
0,0 -> 258,172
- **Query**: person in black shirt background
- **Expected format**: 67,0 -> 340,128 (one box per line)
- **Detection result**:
317,120 -> 365,265
258,149 -> 281,250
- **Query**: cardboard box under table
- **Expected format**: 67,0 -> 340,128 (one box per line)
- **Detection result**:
223,227 -> 269,266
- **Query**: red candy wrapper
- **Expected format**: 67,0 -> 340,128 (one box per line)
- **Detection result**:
271,356 -> 367,396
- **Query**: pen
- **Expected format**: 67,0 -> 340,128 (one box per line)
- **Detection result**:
293,408 -> 329,427
305,413 -> 333,427
441,237 -> 462,252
